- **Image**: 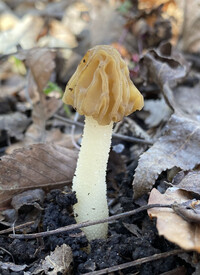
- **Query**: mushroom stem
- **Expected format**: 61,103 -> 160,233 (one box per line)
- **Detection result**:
73,116 -> 113,241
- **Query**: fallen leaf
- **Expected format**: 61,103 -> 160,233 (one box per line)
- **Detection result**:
122,222 -> 142,238
144,97 -> 172,127
172,200 -> 200,224
11,189 -> 44,211
27,48 -> 60,143
0,143 -> 78,207
131,4 -> 172,49
133,47 -> 198,198
138,0 -> 183,45
30,97 -> 62,143
140,42 -> 189,110
0,112 -> 31,140
32,96 -> 62,123
133,113 -> 200,198
0,261 -> 27,272
11,189 -> 45,231
33,244 -> 73,275
176,171 -> 200,196
173,84 -> 200,121
148,188 -> 200,252
25,48 -> 56,93
0,15 -> 44,54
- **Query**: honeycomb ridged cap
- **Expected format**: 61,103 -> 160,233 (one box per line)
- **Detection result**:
62,45 -> 144,125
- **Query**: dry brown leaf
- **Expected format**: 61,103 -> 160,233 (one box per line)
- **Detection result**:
31,97 -> 62,143
33,244 -> 73,275
25,48 -> 59,143
133,113 -> 200,198
26,48 -> 56,93
0,143 -> 78,207
148,188 -> 200,252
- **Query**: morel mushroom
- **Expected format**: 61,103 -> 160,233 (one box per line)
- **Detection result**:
62,45 -> 144,241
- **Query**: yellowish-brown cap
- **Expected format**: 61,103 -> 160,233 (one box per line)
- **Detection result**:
62,45 -> 144,125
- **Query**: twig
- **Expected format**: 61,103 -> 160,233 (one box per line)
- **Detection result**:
0,247 -> 15,263
54,114 -> 84,127
0,46 -> 71,62
53,114 -> 153,145
82,249 -> 184,275
113,132 -> 153,145
0,221 -> 35,235
9,203 -> 171,239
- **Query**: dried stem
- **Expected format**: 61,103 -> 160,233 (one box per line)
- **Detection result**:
9,203 -> 171,240
0,221 -> 35,235
82,249 -> 184,275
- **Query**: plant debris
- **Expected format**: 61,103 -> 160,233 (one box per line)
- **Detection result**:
1,0 -> 200,273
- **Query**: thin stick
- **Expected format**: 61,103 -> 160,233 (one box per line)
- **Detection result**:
0,221 -> 35,235
0,247 -> 15,263
9,203 -> 171,239
53,114 -> 153,145
82,249 -> 184,275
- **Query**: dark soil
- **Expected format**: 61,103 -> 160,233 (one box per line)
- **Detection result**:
0,161 -> 194,274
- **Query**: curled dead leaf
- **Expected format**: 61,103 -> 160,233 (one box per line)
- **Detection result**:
33,244 -> 73,275
11,189 -> 44,211
176,171 -> 200,197
148,188 -> 200,252
133,47 -> 199,199
133,113 -> 200,198
140,42 -> 189,111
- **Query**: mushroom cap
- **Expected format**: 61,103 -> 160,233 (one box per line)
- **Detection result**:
62,45 -> 144,125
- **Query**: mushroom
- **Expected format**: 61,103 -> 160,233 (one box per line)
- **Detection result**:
62,45 -> 144,241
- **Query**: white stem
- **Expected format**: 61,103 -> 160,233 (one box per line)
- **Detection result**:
72,116 -> 113,241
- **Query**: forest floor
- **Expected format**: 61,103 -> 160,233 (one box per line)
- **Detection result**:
1,0 -> 200,274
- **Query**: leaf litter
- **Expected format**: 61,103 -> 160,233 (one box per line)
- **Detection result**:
133,43 -> 200,198
33,244 -> 73,275
1,0 -> 200,274
0,143 -> 77,207
148,188 -> 200,252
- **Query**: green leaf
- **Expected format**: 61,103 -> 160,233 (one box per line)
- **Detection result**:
44,82 -> 63,95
